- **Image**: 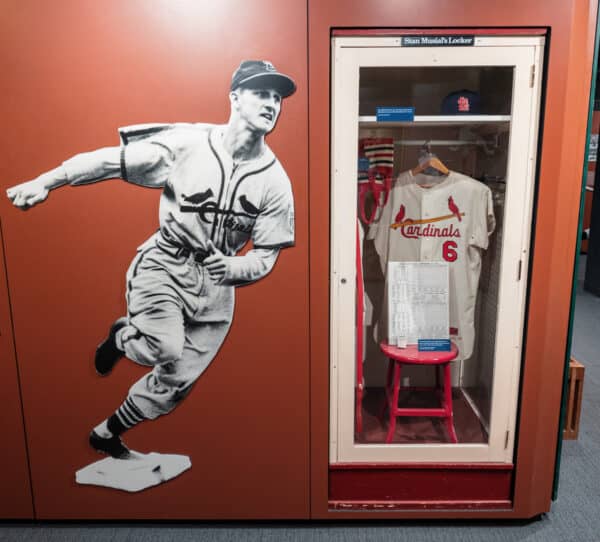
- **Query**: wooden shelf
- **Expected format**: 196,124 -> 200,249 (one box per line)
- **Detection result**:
359,115 -> 511,127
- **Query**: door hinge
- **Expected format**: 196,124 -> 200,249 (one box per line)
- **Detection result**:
517,259 -> 522,281
505,430 -> 510,449
530,64 -> 535,88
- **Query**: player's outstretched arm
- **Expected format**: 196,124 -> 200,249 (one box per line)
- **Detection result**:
6,167 -> 68,210
6,146 -> 126,210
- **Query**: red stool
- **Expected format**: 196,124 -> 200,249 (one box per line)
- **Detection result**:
379,342 -> 459,444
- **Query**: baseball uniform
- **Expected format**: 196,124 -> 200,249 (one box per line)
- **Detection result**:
367,170 -> 495,359
62,123 -> 295,419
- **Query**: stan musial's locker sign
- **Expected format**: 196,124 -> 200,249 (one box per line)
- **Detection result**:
401,35 -> 475,47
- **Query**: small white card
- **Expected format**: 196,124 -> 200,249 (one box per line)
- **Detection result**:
387,261 -> 450,347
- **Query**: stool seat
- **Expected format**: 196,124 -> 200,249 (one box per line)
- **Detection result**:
380,341 -> 459,444
380,342 -> 459,365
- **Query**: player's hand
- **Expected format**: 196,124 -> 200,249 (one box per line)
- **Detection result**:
204,240 -> 232,284
6,178 -> 50,210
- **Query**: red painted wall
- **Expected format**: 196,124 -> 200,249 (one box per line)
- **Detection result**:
0,220 -> 33,518
309,0 -> 597,519
0,0 -> 308,519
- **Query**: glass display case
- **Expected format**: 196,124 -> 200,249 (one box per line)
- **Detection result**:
330,35 -> 545,463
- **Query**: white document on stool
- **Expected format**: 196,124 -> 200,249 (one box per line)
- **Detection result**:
387,261 -> 449,347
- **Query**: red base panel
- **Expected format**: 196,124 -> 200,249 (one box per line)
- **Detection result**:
330,500 -> 513,511
329,464 -> 513,506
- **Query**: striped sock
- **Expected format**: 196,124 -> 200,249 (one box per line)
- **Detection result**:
363,138 -> 394,170
106,397 -> 146,437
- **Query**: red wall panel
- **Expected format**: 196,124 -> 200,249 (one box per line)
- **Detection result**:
1,0 -> 308,519
309,0 -> 597,519
0,220 -> 33,518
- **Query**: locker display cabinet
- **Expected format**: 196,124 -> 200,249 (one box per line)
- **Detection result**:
309,22 -> 595,519
330,35 -> 544,465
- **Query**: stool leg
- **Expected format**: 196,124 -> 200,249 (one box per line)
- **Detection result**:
435,365 -> 443,407
443,363 -> 458,443
379,358 -> 395,420
386,362 -> 402,444
356,384 -> 363,436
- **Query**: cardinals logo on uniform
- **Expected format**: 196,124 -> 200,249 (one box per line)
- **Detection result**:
179,192 -> 259,233
390,196 -> 465,239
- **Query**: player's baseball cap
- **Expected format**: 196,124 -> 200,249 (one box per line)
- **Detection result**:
231,60 -> 296,98
441,89 -> 481,115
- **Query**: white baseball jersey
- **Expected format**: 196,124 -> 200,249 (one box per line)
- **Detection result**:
367,170 -> 495,359
119,123 -> 295,255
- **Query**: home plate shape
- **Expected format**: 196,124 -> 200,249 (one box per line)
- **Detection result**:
76,451 -> 192,492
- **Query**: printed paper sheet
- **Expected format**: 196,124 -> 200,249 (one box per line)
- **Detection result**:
387,261 -> 450,347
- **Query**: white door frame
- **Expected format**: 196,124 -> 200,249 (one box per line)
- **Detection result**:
330,35 -> 545,463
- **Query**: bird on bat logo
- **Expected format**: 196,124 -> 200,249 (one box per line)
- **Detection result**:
448,196 -> 462,222
395,204 -> 406,224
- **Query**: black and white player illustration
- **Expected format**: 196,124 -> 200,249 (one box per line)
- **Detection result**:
6,60 -> 296,474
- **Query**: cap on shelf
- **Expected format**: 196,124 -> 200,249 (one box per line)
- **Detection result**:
441,90 -> 481,115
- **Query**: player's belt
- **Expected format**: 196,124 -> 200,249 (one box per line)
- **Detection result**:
155,232 -> 210,264
178,246 -> 210,264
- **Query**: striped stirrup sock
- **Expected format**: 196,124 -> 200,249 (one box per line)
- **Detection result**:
363,138 -> 394,171
106,397 -> 146,437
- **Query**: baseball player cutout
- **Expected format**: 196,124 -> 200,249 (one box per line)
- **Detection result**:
6,60 -> 296,460
368,169 -> 495,360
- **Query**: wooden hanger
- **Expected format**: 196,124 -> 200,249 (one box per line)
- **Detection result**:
411,155 -> 449,176
411,142 -> 449,177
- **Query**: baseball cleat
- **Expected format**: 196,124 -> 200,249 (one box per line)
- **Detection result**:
95,317 -> 128,376
89,430 -> 130,459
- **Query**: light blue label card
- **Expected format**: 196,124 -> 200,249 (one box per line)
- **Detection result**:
376,106 -> 415,122
418,339 -> 451,352
358,157 -> 370,170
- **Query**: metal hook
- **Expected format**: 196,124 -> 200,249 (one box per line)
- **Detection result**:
418,140 -> 433,161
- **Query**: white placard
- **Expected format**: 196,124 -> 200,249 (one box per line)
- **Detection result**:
387,261 -> 450,347
589,133 -> 598,162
